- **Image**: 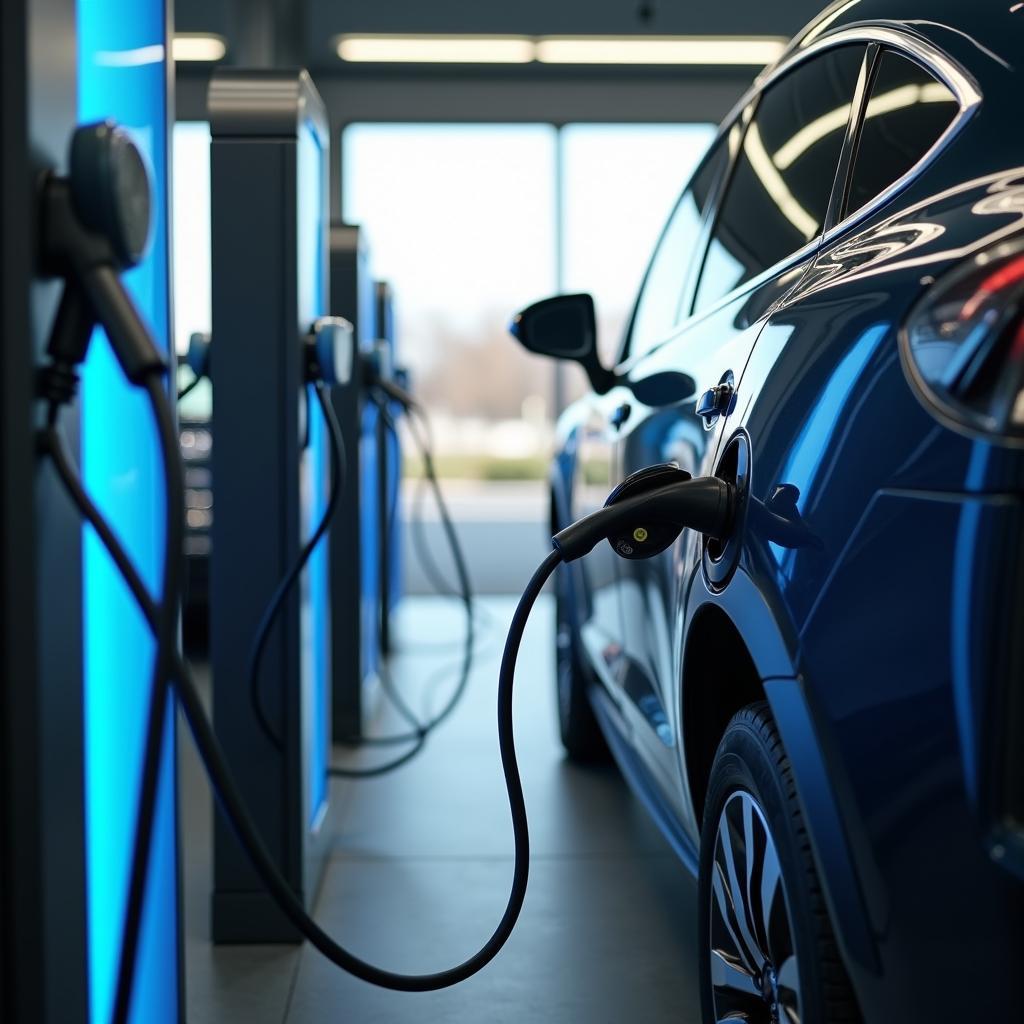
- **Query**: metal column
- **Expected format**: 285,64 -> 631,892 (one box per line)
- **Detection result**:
209,68 -> 332,943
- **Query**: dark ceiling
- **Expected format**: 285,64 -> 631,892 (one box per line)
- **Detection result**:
175,0 -> 829,72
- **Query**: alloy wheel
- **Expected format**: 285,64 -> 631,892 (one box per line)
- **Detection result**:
708,790 -> 802,1023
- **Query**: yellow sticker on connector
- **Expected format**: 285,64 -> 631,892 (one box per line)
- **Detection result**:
633,527 -> 648,543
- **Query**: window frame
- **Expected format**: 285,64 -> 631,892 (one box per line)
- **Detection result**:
688,42 -> 871,321
830,42 -> 969,229
619,25 -> 980,369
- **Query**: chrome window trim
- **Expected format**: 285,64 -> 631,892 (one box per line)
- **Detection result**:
619,23 -> 981,369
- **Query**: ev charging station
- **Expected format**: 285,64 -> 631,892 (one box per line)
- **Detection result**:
327,226 -> 404,737
373,280 -> 404,657
3,0 -> 182,1019
327,223 -> 375,737
208,68 -> 332,942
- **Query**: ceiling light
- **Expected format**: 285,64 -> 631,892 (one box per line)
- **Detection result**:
173,34 -> 227,62
336,34 -> 534,64
534,36 -> 787,66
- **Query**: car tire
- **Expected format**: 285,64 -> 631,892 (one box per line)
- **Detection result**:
698,703 -> 858,1023
554,560 -> 609,762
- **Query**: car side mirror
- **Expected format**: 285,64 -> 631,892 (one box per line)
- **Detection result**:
509,293 -> 616,395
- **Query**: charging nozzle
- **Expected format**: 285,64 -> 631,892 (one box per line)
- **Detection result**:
38,121 -> 166,390
186,331 -> 212,380
553,463 -> 734,563
306,316 -> 355,387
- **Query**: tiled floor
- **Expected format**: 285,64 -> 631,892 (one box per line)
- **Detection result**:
181,596 -> 702,1023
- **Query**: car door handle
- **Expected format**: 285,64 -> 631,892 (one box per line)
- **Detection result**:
609,402 -> 632,429
695,380 -> 735,426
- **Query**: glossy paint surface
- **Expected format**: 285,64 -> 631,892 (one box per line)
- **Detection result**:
551,2 -> 1024,1017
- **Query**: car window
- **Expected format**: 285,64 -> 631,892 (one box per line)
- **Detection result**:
844,50 -> 958,218
692,44 -> 866,316
625,138 -> 727,361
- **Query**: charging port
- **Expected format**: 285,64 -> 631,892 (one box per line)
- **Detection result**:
703,432 -> 749,591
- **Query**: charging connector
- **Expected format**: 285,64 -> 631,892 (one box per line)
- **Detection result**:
554,464 -> 735,562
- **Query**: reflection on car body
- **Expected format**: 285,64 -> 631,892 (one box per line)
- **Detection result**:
513,3 -> 1024,1021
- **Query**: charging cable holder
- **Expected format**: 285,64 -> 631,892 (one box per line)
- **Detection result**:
36,120 -> 165,408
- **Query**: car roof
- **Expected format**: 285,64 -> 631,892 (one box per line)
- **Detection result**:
790,0 -> 1022,72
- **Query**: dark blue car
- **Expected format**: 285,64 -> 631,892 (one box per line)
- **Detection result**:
512,2 -> 1024,1020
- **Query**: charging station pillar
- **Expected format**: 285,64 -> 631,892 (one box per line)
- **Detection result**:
209,69 -> 332,943
327,224 -> 375,737
373,280 -> 404,656
327,229 -> 405,738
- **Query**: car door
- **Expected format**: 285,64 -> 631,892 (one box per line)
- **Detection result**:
610,41 -> 871,816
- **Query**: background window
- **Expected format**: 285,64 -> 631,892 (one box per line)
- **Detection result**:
845,50 -> 958,218
343,124 -> 557,478
172,121 -> 212,421
625,134 -> 724,360
693,44 -> 866,314
343,122 -> 713,480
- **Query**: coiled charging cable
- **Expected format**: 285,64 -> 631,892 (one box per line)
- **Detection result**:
247,381 -> 478,775
42,417 -> 555,992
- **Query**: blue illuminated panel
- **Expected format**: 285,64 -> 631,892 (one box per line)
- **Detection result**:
298,121 -> 329,828
77,3 -> 178,1023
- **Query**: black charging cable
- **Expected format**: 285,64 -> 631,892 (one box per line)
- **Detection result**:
44,388 -> 735,998
248,380 -> 346,751
248,374 -> 479,775
39,374 -> 181,1024
177,374 -> 201,401
33,119 -> 185,1024
331,392 -> 477,761
244,377 -> 436,775
43,419 -> 562,990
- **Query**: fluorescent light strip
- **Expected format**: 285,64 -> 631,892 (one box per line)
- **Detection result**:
336,34 -> 534,64
535,36 -> 787,66
335,34 -> 787,67
173,34 -> 227,62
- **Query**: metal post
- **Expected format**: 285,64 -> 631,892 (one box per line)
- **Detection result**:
209,68 -> 332,942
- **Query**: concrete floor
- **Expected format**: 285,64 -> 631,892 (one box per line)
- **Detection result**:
180,596 -> 702,1023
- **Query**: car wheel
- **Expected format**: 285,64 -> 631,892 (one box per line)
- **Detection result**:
554,561 -> 608,762
698,703 -> 857,1023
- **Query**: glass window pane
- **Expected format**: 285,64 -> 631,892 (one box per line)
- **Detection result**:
560,124 -> 715,366
845,50 -> 958,218
343,124 -> 557,474
694,44 -> 865,314
172,121 -> 212,421
621,132 -> 723,361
